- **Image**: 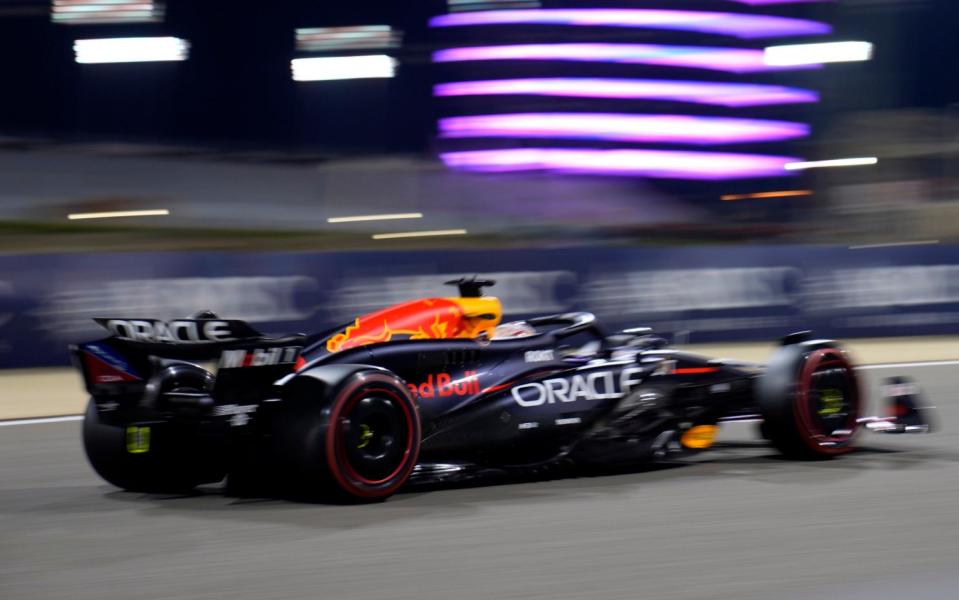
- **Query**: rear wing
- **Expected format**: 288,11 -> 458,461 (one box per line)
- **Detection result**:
76,317 -> 305,394
93,318 -> 263,348
90,317 -> 307,359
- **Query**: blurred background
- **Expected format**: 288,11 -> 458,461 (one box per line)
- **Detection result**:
5,6 -> 959,599
2,0 -> 959,368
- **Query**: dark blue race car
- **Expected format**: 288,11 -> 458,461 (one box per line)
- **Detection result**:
74,279 -> 934,502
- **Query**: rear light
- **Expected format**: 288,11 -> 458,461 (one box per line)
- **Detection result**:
294,356 -> 307,372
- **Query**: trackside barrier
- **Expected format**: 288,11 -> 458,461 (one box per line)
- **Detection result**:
2,245 -> 959,368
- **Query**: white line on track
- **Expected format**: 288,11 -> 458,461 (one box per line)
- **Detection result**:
0,415 -> 83,427
0,361 -> 955,427
857,360 -> 959,370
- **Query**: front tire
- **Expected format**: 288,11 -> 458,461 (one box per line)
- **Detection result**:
271,369 -> 421,502
758,342 -> 862,459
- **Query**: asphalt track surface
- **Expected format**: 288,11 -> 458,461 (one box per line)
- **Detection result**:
2,364 -> 958,600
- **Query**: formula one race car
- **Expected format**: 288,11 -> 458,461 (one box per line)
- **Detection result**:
73,279 -> 935,502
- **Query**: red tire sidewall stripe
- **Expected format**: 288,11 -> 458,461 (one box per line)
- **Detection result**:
325,373 -> 420,499
794,348 -> 861,455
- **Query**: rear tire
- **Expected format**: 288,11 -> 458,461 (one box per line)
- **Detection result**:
271,369 -> 421,503
82,400 -> 218,493
758,342 -> 862,459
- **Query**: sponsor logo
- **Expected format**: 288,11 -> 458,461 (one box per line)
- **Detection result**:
104,319 -> 237,344
408,371 -> 480,399
218,346 -> 300,369
524,349 -> 555,363
213,403 -> 258,427
511,367 -> 644,408
213,404 -> 258,417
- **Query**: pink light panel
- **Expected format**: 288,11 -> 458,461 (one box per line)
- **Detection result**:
431,5 -> 826,180
730,0 -> 831,4
441,148 -> 800,180
430,9 -> 831,39
432,44 -> 819,74
435,78 -> 818,107
439,113 -> 810,145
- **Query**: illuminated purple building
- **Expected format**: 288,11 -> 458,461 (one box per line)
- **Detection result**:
430,1 -> 835,180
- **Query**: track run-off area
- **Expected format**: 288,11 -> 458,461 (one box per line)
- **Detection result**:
1,357 -> 958,599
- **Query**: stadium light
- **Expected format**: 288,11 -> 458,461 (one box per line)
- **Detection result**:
327,213 -> 423,223
295,26 -> 400,52
52,1 -> 165,25
721,190 -> 812,201
74,37 -> 189,64
68,209 -> 170,220
764,41 -> 873,66
784,157 -> 878,170
292,55 -> 397,81
849,240 -> 939,250
373,229 -> 468,240
448,0 -> 541,12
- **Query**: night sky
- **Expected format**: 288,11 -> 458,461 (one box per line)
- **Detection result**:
0,0 -> 955,152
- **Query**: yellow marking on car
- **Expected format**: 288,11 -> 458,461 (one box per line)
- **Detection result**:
681,425 -> 718,449
125,426 -> 151,454
357,424 -> 373,449
818,389 -> 844,416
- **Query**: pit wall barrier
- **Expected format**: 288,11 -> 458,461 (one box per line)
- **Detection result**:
2,245 -> 959,369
